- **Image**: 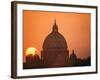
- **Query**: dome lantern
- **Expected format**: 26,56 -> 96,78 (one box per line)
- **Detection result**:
52,20 -> 58,32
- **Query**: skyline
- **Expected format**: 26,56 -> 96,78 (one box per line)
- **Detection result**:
23,10 -> 91,62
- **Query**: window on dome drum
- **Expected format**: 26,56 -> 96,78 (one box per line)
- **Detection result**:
11,1 -> 97,78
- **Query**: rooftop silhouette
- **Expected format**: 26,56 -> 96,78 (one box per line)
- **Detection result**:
23,20 -> 91,69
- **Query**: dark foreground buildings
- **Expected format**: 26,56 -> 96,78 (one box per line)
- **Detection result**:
23,20 -> 90,69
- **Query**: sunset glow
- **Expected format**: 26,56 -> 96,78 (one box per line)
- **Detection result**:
23,10 -> 90,63
26,47 -> 37,56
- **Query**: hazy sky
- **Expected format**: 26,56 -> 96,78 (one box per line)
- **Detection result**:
23,10 -> 91,62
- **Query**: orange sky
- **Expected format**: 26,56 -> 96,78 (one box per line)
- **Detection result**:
23,10 -> 91,62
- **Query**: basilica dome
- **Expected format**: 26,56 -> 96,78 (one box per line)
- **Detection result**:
41,20 -> 69,67
43,20 -> 68,50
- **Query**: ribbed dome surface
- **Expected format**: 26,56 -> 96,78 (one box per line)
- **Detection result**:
43,32 -> 67,50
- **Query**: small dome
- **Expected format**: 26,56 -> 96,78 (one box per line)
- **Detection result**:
70,50 -> 77,60
42,20 -> 67,50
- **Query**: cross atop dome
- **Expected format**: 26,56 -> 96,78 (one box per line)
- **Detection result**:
52,19 -> 58,32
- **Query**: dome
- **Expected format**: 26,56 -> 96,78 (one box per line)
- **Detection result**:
43,20 -> 68,50
41,20 -> 69,67
43,32 -> 67,50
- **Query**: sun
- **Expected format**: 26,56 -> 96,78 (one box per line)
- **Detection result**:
26,47 -> 37,56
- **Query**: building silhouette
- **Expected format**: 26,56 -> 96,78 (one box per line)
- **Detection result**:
23,20 -> 91,69
69,50 -> 77,66
24,54 -> 42,69
41,20 -> 69,68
